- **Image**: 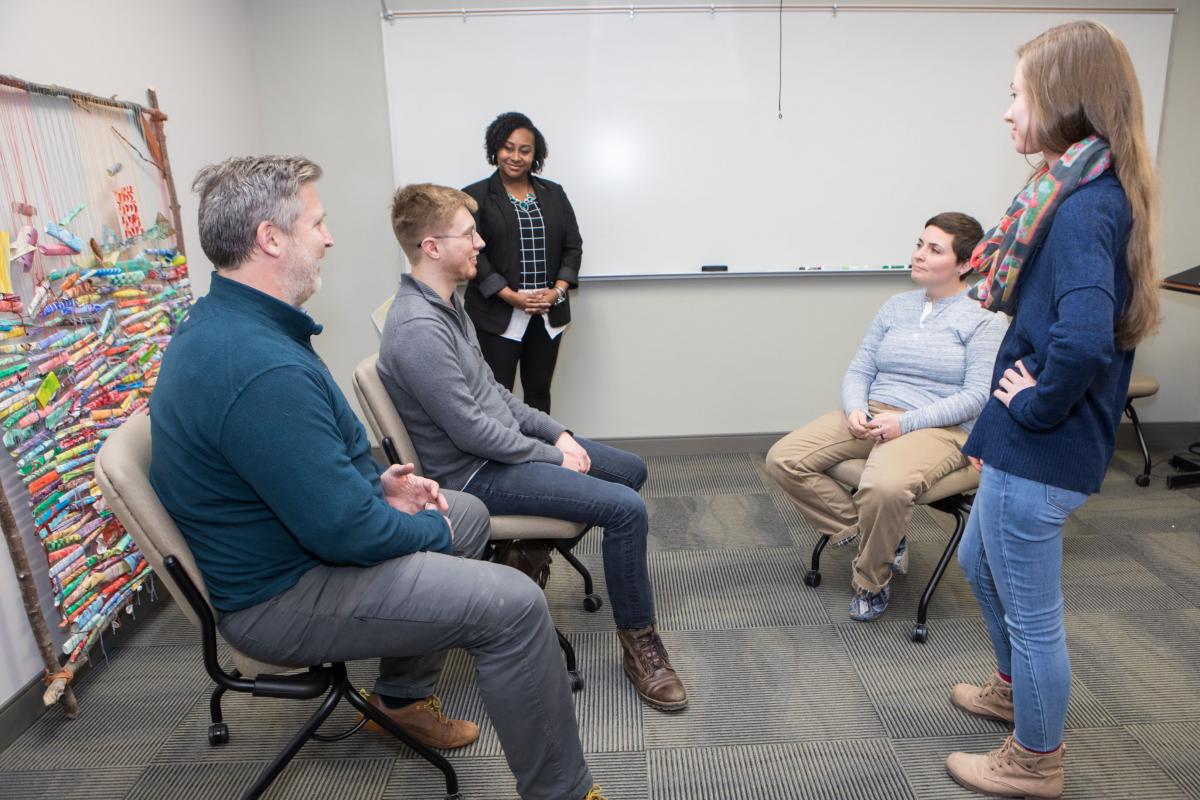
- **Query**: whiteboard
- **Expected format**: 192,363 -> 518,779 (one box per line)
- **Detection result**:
381,9 -> 1173,278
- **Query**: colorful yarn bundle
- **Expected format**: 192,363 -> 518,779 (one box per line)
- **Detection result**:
4,241 -> 192,664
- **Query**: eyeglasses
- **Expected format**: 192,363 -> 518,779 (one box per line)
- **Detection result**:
426,228 -> 477,243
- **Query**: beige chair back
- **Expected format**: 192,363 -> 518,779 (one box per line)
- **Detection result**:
353,353 -> 423,475
95,414 -> 285,677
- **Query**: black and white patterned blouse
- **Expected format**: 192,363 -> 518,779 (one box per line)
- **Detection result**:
509,192 -> 548,291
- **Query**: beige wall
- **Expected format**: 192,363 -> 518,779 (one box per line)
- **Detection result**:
0,0 -> 263,711
252,0 -> 1200,438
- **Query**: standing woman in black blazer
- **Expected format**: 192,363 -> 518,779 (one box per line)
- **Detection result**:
463,112 -> 582,413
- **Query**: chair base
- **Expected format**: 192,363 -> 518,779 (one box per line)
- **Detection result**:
803,493 -> 972,644
1167,453 -> 1200,489
209,662 -> 461,800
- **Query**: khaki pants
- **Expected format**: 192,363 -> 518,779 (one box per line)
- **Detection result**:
765,401 -> 968,593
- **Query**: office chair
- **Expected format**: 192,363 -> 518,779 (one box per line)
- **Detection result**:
96,414 -> 464,800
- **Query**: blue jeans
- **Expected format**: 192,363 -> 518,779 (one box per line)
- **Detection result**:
465,437 -> 653,630
958,465 -> 1088,751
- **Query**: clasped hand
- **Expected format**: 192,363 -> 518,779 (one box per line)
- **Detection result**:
556,431 -> 591,473
847,409 -> 903,442
507,288 -> 556,315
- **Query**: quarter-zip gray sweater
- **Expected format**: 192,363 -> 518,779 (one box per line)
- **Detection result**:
378,275 -> 567,490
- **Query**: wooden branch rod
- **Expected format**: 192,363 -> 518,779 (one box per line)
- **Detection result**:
0,74 -> 167,122
383,3 -> 1176,19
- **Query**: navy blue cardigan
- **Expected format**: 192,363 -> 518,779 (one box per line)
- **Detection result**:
963,173 -> 1134,495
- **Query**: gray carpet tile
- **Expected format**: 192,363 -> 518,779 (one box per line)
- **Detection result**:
648,739 -> 916,800
892,728 -> 1190,800
642,627 -> 886,748
1060,534 -> 1193,614
839,617 -> 1113,740
767,488 -> 827,547
127,757 -> 394,800
0,675 -> 199,769
1067,608 -> 1200,725
642,453 -> 769,498
646,492 -> 798,550
1110,532 -> 1200,606
1130,721 -> 1200,798
649,547 -> 830,630
385,751 -> 648,800
424,633 -> 644,759
0,767 -> 144,800
1076,501 -> 1200,536
152,689 -> 404,764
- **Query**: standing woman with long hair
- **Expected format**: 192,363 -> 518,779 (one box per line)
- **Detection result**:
946,21 -> 1160,798
463,112 -> 582,413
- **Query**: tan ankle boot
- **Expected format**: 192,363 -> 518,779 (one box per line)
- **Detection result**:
582,785 -> 609,800
946,735 -> 1064,798
617,625 -> 688,712
951,673 -> 1014,723
362,693 -> 479,749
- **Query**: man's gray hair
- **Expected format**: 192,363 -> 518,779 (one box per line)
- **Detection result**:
192,155 -> 323,269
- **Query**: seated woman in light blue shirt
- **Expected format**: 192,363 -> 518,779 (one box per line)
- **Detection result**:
765,213 -> 1006,621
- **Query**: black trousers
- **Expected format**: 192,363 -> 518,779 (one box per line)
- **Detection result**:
477,315 -> 562,413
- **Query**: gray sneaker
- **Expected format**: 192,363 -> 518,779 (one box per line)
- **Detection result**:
849,585 -> 890,621
891,537 -> 909,575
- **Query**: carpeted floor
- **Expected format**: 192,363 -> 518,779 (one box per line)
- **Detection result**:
2,443 -> 1199,799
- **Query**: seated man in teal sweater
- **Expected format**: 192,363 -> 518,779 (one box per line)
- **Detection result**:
150,156 -> 600,800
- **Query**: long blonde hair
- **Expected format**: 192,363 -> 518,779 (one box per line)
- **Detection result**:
1019,20 -> 1161,350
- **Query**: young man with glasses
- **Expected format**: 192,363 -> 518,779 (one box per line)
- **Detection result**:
379,183 -> 688,713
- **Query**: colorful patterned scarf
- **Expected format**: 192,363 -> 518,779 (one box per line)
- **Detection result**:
969,135 -> 1112,313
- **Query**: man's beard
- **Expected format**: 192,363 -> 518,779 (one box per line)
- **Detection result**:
281,253 -> 321,307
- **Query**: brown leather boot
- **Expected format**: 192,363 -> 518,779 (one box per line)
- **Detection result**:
946,735 -> 1064,798
617,625 -> 688,712
362,693 -> 479,749
951,673 -> 1015,723
582,785 -> 609,800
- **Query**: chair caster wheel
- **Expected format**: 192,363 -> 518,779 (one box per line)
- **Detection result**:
208,722 -> 230,745
568,670 -> 584,692
1136,474 -> 1150,487
583,594 -> 603,612
803,570 -> 821,588
910,623 -> 928,643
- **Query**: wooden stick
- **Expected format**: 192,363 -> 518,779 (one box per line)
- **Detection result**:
0,74 -> 166,121
145,88 -> 186,260
0,487 -> 79,718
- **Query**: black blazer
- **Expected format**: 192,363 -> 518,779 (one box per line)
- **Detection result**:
462,171 -> 583,335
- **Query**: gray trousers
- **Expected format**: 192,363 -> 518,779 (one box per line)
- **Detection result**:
219,491 -> 592,800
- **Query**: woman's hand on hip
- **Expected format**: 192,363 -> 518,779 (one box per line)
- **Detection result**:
994,359 -> 1037,407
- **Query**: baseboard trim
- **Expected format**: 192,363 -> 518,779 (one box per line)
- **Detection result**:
595,432 -> 784,457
